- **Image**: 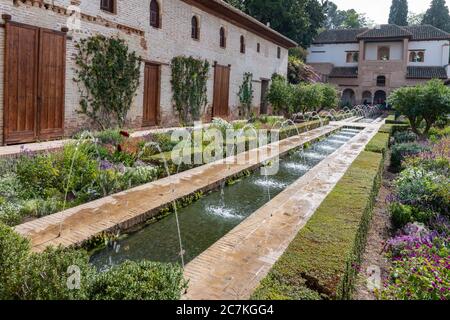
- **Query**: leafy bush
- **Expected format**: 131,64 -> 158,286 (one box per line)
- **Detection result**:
89,261 -> 187,300
75,35 -> 141,129
389,203 -> 435,229
390,142 -> 429,170
388,79 -> 450,137
290,83 -> 323,114
266,76 -> 292,116
393,131 -> 417,144
428,126 -> 450,143
0,223 -> 187,300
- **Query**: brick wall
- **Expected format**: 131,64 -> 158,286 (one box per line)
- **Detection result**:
0,0 -> 289,145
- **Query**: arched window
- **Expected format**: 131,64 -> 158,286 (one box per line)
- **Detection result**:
191,16 -> 199,40
376,75 -> 386,87
277,47 -> 281,59
346,52 -> 353,63
150,0 -> 160,28
220,27 -> 226,48
101,0 -> 115,13
257,43 -> 260,53
378,46 -> 390,61
409,50 -> 425,62
240,35 -> 245,54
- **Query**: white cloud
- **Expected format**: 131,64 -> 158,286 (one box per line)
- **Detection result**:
331,0 -> 450,24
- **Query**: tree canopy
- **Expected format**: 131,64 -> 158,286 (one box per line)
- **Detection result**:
389,0 -> 408,26
323,1 -> 372,29
223,0 -> 326,46
422,0 -> 450,32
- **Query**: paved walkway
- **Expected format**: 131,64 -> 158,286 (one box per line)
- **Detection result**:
183,120 -> 383,300
15,123 -> 347,252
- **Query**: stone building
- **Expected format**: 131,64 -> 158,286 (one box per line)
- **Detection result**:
0,0 -> 296,145
307,24 -> 450,106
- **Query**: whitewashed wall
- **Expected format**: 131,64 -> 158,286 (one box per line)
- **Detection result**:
307,43 -> 359,66
364,41 -> 403,61
408,40 -> 450,66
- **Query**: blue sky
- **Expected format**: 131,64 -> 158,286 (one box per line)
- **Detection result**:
332,0 -> 450,24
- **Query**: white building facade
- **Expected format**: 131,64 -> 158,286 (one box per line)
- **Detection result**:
307,24 -> 450,106
0,0 -> 296,145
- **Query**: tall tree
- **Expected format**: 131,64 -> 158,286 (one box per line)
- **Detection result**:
389,0 -> 409,26
224,0 -> 326,47
422,0 -> 450,32
324,1 -> 372,29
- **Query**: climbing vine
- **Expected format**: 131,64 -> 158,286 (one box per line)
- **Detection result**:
238,72 -> 254,118
171,56 -> 210,125
74,35 -> 142,130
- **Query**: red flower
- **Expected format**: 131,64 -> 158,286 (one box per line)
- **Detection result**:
117,144 -> 123,153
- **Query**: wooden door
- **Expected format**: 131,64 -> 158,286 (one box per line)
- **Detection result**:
213,64 -> 230,117
260,79 -> 269,115
143,63 -> 160,126
4,23 -> 65,144
4,22 -> 39,144
38,28 -> 66,140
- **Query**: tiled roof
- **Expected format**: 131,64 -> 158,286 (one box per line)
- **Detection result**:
329,67 -> 359,78
406,66 -> 448,79
313,24 -> 450,44
404,25 -> 450,41
313,28 -> 368,44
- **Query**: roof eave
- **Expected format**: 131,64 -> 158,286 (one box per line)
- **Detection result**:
182,0 -> 298,48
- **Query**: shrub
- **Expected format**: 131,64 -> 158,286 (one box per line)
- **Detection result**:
388,79 -> 450,137
0,223 -> 188,300
393,131 -> 417,144
94,129 -> 125,145
267,77 -> 293,117
291,83 -> 323,115
89,261 -> 187,300
390,143 -> 429,170
237,72 -> 254,118
252,151 -> 384,299
365,132 -> 390,156
389,203 -> 435,229
318,83 -> 339,111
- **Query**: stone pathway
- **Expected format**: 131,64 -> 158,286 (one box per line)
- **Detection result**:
15,123 -> 347,252
183,121 -> 384,300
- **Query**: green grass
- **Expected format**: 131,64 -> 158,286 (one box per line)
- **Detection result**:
252,151 -> 384,300
365,132 -> 390,156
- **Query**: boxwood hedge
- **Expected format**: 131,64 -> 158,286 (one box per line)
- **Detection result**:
252,150 -> 384,300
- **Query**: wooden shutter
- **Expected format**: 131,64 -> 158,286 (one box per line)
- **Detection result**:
143,64 -> 160,126
37,28 -> 66,140
4,22 -> 39,144
213,65 -> 230,117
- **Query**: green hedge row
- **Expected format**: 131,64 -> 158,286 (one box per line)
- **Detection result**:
252,150 -> 384,300
385,115 -> 409,125
379,123 -> 409,135
365,132 -> 390,156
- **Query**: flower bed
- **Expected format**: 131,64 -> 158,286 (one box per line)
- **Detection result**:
252,150 -> 384,300
0,119 -> 329,226
381,136 -> 450,300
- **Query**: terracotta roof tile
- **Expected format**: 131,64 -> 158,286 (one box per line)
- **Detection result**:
329,67 -> 359,78
406,66 -> 448,79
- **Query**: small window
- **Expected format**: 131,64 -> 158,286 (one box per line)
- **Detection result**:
191,16 -> 199,40
220,27 -> 226,48
101,0 -> 115,13
240,36 -> 246,54
277,47 -> 281,59
378,46 -> 390,61
257,43 -> 261,53
346,51 -> 359,63
150,0 -> 160,28
376,75 -> 386,87
409,50 -> 425,63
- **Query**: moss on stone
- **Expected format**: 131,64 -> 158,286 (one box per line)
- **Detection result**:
252,151 -> 384,300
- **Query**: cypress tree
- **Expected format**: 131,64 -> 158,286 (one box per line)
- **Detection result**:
422,0 -> 450,32
388,0 -> 409,26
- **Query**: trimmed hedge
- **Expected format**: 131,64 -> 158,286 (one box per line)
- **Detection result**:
252,151 -> 384,300
277,119 -> 330,139
379,123 -> 409,135
365,133 -> 390,156
385,115 -> 409,125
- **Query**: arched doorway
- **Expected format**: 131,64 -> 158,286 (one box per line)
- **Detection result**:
362,91 -> 372,105
341,89 -> 356,106
374,90 -> 387,106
